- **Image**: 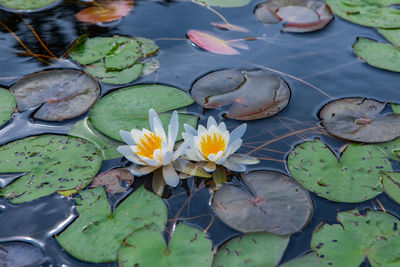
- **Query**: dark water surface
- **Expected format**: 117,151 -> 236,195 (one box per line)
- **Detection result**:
0,0 -> 400,266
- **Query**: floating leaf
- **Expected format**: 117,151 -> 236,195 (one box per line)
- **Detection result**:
104,39 -> 142,70
117,223 -> 213,266
0,242 -> 45,266
378,28 -> 400,47
172,158 -> 212,178
326,0 -> 400,28
280,252 -> 322,267
255,0 -> 333,32
0,0 -> 60,11
211,170 -> 313,235
311,209 -> 400,266
76,0 -> 134,24
213,232 -> 290,267
57,186 -> 167,263
381,171 -> 400,205
191,69 -> 290,120
0,88 -> 16,128
141,57 -> 160,76
86,61 -> 144,85
69,118 -> 123,160
0,135 -> 102,204
70,36 -> 116,65
392,103 -> 400,114
10,69 -> 100,121
187,30 -> 244,55
90,168 -> 134,194
194,0 -> 250,7
211,22 -> 249,32
287,139 -> 391,203
319,98 -> 400,143
90,84 -> 198,142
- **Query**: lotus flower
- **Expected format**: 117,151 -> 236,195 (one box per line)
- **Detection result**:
182,116 -> 259,173
117,109 -> 186,187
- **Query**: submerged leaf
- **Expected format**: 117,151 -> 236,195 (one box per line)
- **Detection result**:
0,88 -> 16,128
75,0 -> 134,24
194,0 -> 250,7
0,242 -> 45,266
90,168 -> 134,194
187,30 -> 242,55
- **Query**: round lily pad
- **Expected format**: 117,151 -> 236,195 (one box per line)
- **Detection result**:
85,61 -> 144,85
117,223 -> 213,267
194,0 -> 250,8
211,170 -> 313,235
0,134 -> 102,204
191,69 -> 290,120
287,139 -> 392,203
90,84 -> 198,142
10,69 -> 100,121
0,88 -> 16,128
57,186 -> 167,263
255,0 -> 333,32
213,232 -> 290,267
311,209 -> 400,266
0,0 -> 60,12
0,241 -> 45,266
319,98 -> 400,143
90,168 -> 134,194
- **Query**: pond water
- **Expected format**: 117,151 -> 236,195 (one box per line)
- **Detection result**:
0,0 -> 400,266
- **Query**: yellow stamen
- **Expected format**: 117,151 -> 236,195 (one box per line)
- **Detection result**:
136,132 -> 162,159
200,132 -> 226,158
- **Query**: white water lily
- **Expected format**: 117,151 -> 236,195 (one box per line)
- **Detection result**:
117,109 -> 186,187
182,116 -> 259,173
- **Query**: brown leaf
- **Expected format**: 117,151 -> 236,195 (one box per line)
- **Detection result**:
76,0 -> 134,24
90,168 -> 134,194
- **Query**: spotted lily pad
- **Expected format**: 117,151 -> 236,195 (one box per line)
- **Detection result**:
75,0 -> 134,24
194,0 -> 250,7
213,233 -> 290,267
381,171 -> 400,205
56,186 -> 167,263
90,168 -> 134,194
191,69 -> 290,120
90,84 -> 198,142
0,88 -> 16,128
117,223 -> 213,266
319,98 -> 400,143
280,252 -> 322,267
211,170 -> 313,235
10,69 -> 100,121
0,135 -> 102,204
311,209 -> 400,266
0,0 -> 60,11
0,242 -> 45,266
287,139 -> 391,203
255,0 -> 333,32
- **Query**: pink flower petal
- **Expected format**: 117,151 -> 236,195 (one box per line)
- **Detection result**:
187,30 -> 240,55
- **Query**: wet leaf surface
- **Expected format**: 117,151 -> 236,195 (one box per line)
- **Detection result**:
118,223 -> 213,266
213,232 -> 290,267
90,168 -> 134,194
76,0 -> 134,24
104,39 -> 142,70
0,88 -> 15,128
255,0 -> 333,32
319,98 -> 400,143
0,0 -> 59,11
378,28 -> 400,47
194,0 -> 250,8
381,171 -> 400,205
0,135 -> 102,204
85,61 -> 143,85
90,84 -> 198,142
0,241 -> 45,266
187,30 -> 245,55
191,69 -> 290,120
57,186 -> 167,263
287,139 -> 391,203
10,69 -> 100,121
70,36 -> 116,65
211,170 -> 313,235
311,209 -> 400,266
280,252 -> 322,267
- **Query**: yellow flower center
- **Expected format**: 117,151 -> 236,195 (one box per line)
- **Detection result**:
200,132 -> 226,158
136,132 -> 162,159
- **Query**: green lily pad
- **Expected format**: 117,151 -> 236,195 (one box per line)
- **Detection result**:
211,170 -> 313,235
69,118 -> 123,160
325,0 -> 400,28
213,232 -> 290,267
280,252 -> 322,267
104,39 -> 142,70
195,0 -> 250,7
381,171 -> 400,205
0,135 -> 102,204
354,37 -> 400,72
0,0 -> 60,11
70,36 -> 116,65
287,139 -> 391,203
56,186 -> 167,263
0,88 -> 16,128
378,28 -> 400,47
311,209 -> 400,266
90,84 -> 198,142
85,61 -> 144,85
374,137 -> 400,161
319,98 -> 400,143
117,223 -> 213,267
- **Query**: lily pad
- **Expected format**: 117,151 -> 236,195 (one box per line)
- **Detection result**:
311,209 -> 400,266
85,61 -> 144,85
354,37 -> 400,72
280,252 -> 322,267
104,39 -> 142,70
320,98 -> 400,143
191,69 -> 290,120
10,69 -> 100,121
255,0 -> 333,32
69,118 -> 123,160
75,0 -> 134,24
211,170 -> 313,235
90,84 -> 198,142
0,135 -> 102,204
378,28 -> 400,47
56,186 -> 167,263
0,0 -> 60,11
213,232 -> 290,267
325,0 -> 400,28
70,36 -> 116,65
117,223 -> 213,267
287,139 -> 391,203
90,168 -> 134,194
0,88 -> 16,128
381,171 -> 400,205
194,0 -> 250,8
0,241 -> 45,266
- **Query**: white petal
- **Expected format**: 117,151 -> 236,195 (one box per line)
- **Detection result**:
149,108 -> 158,132
151,110 -> 167,141
185,148 -> 202,161
197,125 -> 207,138
120,130 -> 135,145
222,158 -> 246,172
130,129 -> 144,144
196,149 -> 206,161
218,121 -> 227,132
168,111 -> 179,147
227,138 -> 243,156
162,164 -> 180,187
182,135 -> 195,149
228,123 -> 247,146
229,153 -> 260,165
207,116 -> 218,128
138,155 -> 161,167
184,123 -> 198,136
129,165 -> 159,176
203,162 -> 216,172
163,151 -> 173,165
172,141 -> 189,161
117,146 -> 145,165
208,153 -> 218,162
214,150 -> 225,161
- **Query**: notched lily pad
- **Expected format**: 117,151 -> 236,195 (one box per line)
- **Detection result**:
0,0 -> 60,12
76,0 -> 134,24
10,69 -> 100,121
319,97 -> 400,143
255,0 -> 333,32
211,170 -> 313,235
191,69 -> 290,120
0,241 -> 45,266
0,88 -> 16,128
90,168 -> 134,194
